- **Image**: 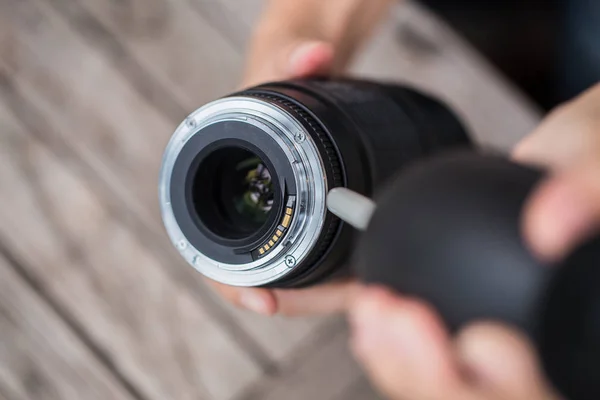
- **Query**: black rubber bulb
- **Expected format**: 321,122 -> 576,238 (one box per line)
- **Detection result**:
354,151 -> 600,400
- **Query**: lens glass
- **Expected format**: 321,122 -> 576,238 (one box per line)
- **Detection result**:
228,151 -> 274,227
191,146 -> 278,241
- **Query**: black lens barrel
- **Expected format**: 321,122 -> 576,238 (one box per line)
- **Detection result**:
232,79 -> 473,287
165,78 -> 472,287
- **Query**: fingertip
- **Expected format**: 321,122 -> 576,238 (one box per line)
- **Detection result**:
239,289 -> 278,316
289,41 -> 334,77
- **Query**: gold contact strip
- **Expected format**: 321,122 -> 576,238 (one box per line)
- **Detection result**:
256,198 -> 296,258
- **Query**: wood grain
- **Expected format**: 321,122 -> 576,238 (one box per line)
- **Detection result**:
0,0 -> 334,366
190,0 -> 263,50
76,0 -> 243,106
235,318 -> 364,400
0,99 -> 261,400
1,0 -> 175,227
0,252 -> 136,400
335,376 -> 384,400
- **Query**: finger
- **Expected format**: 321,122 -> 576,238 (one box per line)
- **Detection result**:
349,286 -> 467,400
288,41 -> 334,78
205,279 -> 277,316
456,322 -> 560,400
512,83 -> 600,171
272,279 -> 360,316
523,158 -> 600,262
242,39 -> 334,88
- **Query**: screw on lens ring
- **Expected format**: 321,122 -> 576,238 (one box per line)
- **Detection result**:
186,118 -> 197,128
285,255 -> 296,267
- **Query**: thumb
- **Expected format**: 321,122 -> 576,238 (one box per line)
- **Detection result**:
288,41 -> 334,77
456,322 -> 560,400
242,40 -> 334,88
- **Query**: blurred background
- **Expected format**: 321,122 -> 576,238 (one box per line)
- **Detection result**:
0,0 -> 554,399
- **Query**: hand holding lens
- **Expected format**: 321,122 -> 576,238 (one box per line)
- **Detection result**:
329,152 -> 600,400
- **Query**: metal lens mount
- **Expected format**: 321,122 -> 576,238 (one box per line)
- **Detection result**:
159,79 -> 472,288
159,96 -> 329,286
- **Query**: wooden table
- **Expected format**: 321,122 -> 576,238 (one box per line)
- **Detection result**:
0,1 -> 541,399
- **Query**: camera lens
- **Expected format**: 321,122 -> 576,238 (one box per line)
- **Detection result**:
159,78 -> 473,287
191,146 -> 277,240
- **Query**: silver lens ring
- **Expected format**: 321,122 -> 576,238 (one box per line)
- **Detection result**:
159,96 -> 328,286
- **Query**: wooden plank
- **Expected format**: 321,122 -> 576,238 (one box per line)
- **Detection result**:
0,99 -> 261,399
219,0 -> 265,31
0,250 -> 137,400
350,1 -> 542,151
335,376 -> 383,400
235,318 -> 364,400
0,0 -> 333,365
74,0 -> 243,106
190,0 -> 264,50
1,0 -> 175,227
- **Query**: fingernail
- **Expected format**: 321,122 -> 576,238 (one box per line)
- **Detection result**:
288,41 -> 332,75
289,42 -> 316,70
239,291 -> 273,315
533,179 -> 596,261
